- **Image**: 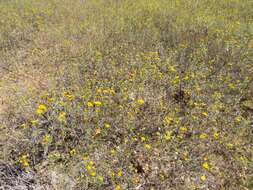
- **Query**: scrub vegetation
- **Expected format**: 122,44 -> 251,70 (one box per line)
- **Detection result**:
0,0 -> 252,189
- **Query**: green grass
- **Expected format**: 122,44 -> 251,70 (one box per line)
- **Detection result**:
0,0 -> 253,189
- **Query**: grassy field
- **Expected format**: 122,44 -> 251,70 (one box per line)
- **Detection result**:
0,0 -> 253,189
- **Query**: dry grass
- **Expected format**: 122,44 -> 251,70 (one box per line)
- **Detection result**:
0,0 -> 253,189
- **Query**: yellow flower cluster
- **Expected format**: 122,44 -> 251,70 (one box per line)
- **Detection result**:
63,92 -> 75,101
144,144 -> 152,150
19,155 -> 29,168
87,101 -> 102,107
70,149 -> 76,156
84,159 -> 97,177
164,115 -> 173,125
163,131 -> 172,141
58,112 -> 66,122
36,104 -> 47,115
202,162 -> 210,170
42,134 -> 51,144
136,99 -> 145,105
199,133 -> 208,139
114,185 -> 122,190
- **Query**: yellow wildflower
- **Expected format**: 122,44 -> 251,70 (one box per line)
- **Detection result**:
228,83 -> 235,89
200,175 -> 206,181
94,101 -> 102,106
199,133 -> 208,139
179,127 -> 188,133
104,123 -> 111,129
86,165 -> 92,171
140,136 -> 146,142
182,152 -> 189,161
168,65 -> 176,72
172,75 -> 180,84
19,155 -> 29,168
42,134 -> 50,144
136,99 -> 145,105
89,161 -> 94,165
59,101 -> 65,106
117,169 -> 123,177
164,115 -> 173,125
47,97 -> 55,102
31,119 -> 39,125
111,149 -> 116,155
66,95 -> 75,101
144,144 -> 152,150
89,171 -> 96,177
38,104 -> 46,111
202,112 -> 208,117
58,112 -> 66,122
111,171 -> 115,177
36,109 -> 44,115
97,88 -> 102,93
20,123 -> 27,128
235,116 -> 242,123
202,162 -> 210,170
114,185 -> 122,190
213,132 -> 219,139
70,149 -> 76,156
98,175 -> 104,183
36,104 -> 47,115
63,92 -> 75,101
226,143 -> 234,149
164,131 -> 172,141
87,102 -> 94,107
183,75 -> 189,81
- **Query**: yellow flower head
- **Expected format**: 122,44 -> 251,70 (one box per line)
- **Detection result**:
98,175 -> 104,183
140,136 -> 146,142
38,104 -> 46,111
164,131 -> 172,141
31,119 -> 39,125
89,171 -> 96,177
36,104 -> 47,114
226,143 -> 234,149
202,162 -> 210,170
168,65 -> 176,72
59,101 -> 65,106
199,133 -> 208,139
63,92 -> 75,101
19,155 -> 29,168
70,149 -> 76,156
235,116 -> 242,123
202,112 -> 208,117
213,132 -> 219,139
42,134 -> 51,144
58,112 -> 66,122
200,175 -> 206,181
87,102 -> 94,107
104,123 -> 111,129
86,165 -> 92,171
94,101 -> 102,106
164,116 -> 173,125
136,99 -> 145,105
179,127 -> 188,133
117,169 -> 123,177
66,95 -> 75,101
114,185 -> 122,190
47,97 -> 55,102
144,144 -> 152,150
